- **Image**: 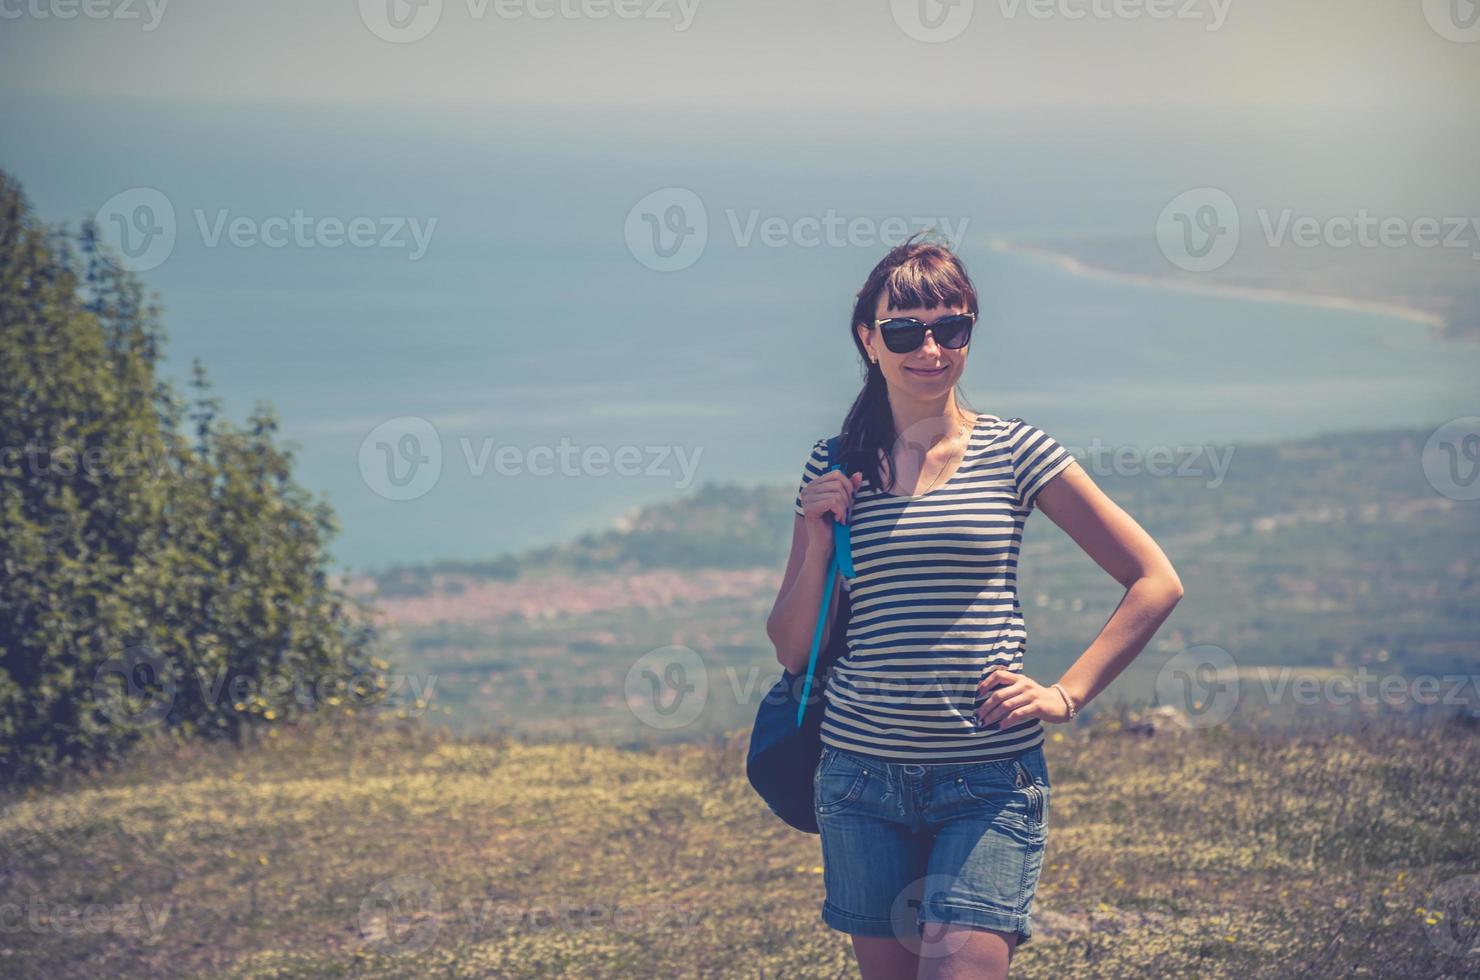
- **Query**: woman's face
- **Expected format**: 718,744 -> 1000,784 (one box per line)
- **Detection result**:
857,297 -> 971,394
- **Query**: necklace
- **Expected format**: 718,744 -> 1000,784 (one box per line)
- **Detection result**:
911,412 -> 974,495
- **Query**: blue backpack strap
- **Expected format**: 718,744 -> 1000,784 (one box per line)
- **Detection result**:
827,435 -> 857,578
796,434 -> 855,726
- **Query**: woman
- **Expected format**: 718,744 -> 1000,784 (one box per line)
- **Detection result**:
765,234 -> 1184,979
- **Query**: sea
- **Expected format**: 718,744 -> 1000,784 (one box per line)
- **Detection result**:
4,96 -> 1477,572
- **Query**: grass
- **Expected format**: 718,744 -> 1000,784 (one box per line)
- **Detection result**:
0,712 -> 1476,978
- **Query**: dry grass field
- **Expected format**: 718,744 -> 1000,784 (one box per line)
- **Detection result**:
2,712 -> 1476,978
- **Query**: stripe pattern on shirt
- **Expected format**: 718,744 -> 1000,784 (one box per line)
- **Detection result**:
791,414 -> 1075,764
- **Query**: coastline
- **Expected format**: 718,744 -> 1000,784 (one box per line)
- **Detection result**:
989,237 -> 1448,330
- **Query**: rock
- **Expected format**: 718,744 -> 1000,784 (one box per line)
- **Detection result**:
1031,907 -> 1092,940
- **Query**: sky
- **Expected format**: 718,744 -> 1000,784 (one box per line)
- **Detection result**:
1,0 -> 1477,115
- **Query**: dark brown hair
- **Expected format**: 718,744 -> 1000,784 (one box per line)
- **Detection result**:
838,231 -> 979,494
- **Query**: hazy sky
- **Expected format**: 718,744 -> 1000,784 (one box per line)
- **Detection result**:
2,0 -> 1477,112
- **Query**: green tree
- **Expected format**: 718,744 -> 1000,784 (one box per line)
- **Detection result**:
0,170 -> 383,781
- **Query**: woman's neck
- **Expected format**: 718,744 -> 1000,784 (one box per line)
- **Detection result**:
888,397 -> 971,444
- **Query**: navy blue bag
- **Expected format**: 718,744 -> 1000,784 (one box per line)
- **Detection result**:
746,434 -> 857,834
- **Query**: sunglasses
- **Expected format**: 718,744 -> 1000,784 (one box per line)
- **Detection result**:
872,311 -> 976,354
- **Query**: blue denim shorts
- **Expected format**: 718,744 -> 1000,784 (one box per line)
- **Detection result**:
813,742 -> 1051,946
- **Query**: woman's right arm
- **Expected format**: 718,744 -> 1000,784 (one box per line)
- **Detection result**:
766,469 -> 862,674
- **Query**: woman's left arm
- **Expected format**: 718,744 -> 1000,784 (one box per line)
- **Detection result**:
977,460 -> 1185,728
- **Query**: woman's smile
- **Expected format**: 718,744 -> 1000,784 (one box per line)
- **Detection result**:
904,365 -> 949,377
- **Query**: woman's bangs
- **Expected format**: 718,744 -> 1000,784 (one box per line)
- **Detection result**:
880,255 -> 976,314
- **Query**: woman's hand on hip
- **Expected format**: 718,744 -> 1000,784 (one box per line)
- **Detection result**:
975,666 -> 1072,728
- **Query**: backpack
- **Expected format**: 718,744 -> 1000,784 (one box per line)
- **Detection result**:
745,434 -> 856,834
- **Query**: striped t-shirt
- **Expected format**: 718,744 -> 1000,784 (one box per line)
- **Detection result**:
792,414 -> 1075,764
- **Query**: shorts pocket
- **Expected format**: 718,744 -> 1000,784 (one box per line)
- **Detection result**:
1014,758 -> 1047,827
958,756 -> 1044,831
815,750 -> 870,815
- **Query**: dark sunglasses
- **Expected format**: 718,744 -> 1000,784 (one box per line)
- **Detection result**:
873,312 -> 976,354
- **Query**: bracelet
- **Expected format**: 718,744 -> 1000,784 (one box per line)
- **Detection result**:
1050,683 -> 1078,720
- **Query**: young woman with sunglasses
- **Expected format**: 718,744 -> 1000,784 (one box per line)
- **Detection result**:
766,233 -> 1184,979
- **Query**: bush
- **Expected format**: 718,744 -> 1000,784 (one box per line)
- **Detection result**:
0,170 -> 384,782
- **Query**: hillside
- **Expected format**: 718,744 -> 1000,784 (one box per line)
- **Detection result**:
347,423 -> 1480,743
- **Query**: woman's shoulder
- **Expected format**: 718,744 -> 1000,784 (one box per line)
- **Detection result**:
797,436 -> 832,477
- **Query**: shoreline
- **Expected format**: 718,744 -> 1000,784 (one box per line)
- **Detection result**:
989,238 -> 1448,330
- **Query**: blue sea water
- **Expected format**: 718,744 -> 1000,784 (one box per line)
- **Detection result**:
4,97 -> 1477,571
